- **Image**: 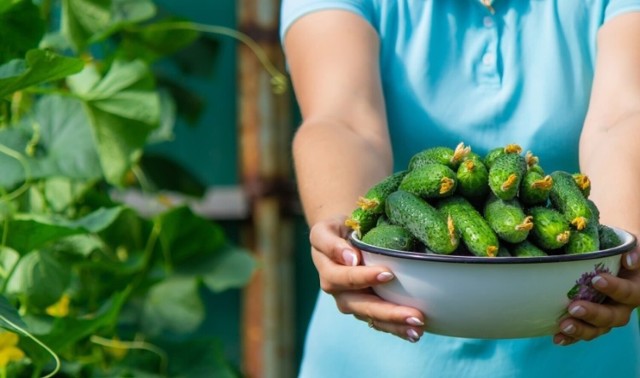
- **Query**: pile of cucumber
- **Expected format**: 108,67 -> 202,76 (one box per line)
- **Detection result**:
346,143 -> 621,257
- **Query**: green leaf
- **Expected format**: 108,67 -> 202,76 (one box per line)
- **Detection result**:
0,294 -> 27,330
61,0 -> 156,51
119,17 -> 199,63
72,60 -> 160,185
4,206 -> 125,252
0,0 -> 45,63
0,49 -> 84,98
61,0 -> 111,51
156,206 -> 226,263
5,250 -> 71,308
201,245 -> 257,293
142,276 -> 205,336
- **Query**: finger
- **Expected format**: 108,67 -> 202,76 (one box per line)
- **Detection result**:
312,247 -> 394,293
589,272 -> 640,307
555,317 -> 612,344
309,217 -> 361,266
621,249 -> 640,270
336,290 -> 425,342
566,300 -> 632,329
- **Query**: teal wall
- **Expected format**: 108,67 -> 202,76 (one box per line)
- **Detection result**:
147,1 -> 317,374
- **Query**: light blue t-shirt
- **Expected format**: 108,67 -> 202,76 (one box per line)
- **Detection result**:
280,1 -> 640,377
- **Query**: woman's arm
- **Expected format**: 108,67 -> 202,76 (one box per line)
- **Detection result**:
285,10 -> 425,342
556,11 -> 640,345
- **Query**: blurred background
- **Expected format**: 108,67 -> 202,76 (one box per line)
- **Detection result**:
0,0 -> 313,377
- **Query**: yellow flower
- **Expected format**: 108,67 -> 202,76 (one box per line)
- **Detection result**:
0,332 -> 24,368
46,294 -> 70,318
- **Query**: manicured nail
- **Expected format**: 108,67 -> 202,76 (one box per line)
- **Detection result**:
569,305 -> 586,317
562,324 -> 576,335
342,250 -> 358,266
407,328 -> 420,341
592,275 -> 607,288
406,317 -> 424,326
626,253 -> 638,269
557,338 -> 567,346
408,337 -> 419,343
377,272 -> 394,282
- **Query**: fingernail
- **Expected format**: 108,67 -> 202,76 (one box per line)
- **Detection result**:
376,272 -> 394,282
592,275 -> 607,288
569,305 -> 586,317
626,253 -> 638,269
407,328 -> 420,341
406,317 -> 424,326
342,250 -> 358,266
562,323 -> 576,335
558,338 -> 567,346
408,337 -> 419,343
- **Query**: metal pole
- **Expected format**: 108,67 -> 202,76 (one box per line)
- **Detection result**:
237,1 -> 294,377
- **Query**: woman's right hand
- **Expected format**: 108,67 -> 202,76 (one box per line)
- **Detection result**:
309,216 -> 426,343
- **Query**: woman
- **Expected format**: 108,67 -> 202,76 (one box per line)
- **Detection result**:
280,1 -> 640,377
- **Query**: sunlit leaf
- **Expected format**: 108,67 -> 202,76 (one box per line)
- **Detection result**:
61,0 -> 156,51
0,0 -> 45,63
141,276 -> 204,336
6,250 -> 71,308
71,60 -> 160,185
0,49 -> 84,98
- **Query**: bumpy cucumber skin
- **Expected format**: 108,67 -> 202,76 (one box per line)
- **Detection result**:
599,224 -> 622,249
408,146 -> 455,170
346,207 -> 379,237
362,224 -> 417,251
385,191 -> 459,254
456,154 -> 489,199
361,170 -> 408,214
436,196 -> 500,257
484,147 -> 505,169
399,163 -> 457,199
488,153 -> 527,200
565,221 -> 600,254
347,171 -> 407,236
586,199 -> 601,224
549,171 -> 593,229
483,194 -> 532,243
519,167 -> 552,206
528,206 -> 571,250
511,240 -> 548,257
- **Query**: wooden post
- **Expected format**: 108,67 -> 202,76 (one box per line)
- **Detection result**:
237,1 -> 295,377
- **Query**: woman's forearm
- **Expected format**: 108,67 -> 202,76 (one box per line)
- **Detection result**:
293,118 -> 393,226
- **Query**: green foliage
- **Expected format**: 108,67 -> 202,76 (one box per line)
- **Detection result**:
0,1 -> 258,376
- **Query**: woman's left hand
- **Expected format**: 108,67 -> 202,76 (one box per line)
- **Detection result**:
554,248 -> 640,346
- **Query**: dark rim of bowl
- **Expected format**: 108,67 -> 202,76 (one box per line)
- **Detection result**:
349,227 -> 637,264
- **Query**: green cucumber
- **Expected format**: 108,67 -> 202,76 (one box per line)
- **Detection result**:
565,221 -> 600,254
599,224 -> 622,249
345,171 -> 407,236
483,194 -> 533,243
488,153 -> 527,200
527,206 -> 571,250
519,166 -> 553,206
456,153 -> 489,199
362,224 -> 418,251
573,173 -> 591,198
484,144 -> 523,169
399,163 -> 457,199
385,191 -> 459,254
549,171 -> 593,231
436,196 -> 500,257
511,240 -> 548,257
408,142 -> 470,170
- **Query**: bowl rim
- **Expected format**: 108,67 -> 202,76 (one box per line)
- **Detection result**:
349,226 -> 637,264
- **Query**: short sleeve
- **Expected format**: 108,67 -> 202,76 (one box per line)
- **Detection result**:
604,0 -> 640,22
279,0 -> 375,42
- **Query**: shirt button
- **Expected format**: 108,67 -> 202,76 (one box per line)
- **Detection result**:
483,16 -> 494,28
482,53 -> 495,66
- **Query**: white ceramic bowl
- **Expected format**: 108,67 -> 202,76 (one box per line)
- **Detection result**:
350,227 -> 636,339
